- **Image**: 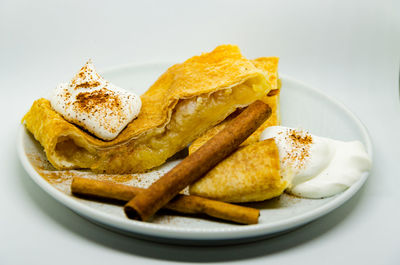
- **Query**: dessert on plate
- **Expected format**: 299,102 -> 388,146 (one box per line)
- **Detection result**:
21,44 -> 372,225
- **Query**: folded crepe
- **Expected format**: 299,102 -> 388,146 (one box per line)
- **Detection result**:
189,139 -> 287,202
187,57 -> 283,203
189,56 -> 280,154
23,45 -> 272,173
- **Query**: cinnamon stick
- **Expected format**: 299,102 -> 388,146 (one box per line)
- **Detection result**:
124,100 -> 271,221
71,177 -> 260,224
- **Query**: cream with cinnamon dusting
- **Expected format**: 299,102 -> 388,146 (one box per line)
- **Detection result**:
260,126 -> 371,198
49,60 -> 141,140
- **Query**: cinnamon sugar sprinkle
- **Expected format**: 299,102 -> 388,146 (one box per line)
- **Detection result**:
277,129 -> 313,169
75,87 -> 122,115
75,81 -> 101,89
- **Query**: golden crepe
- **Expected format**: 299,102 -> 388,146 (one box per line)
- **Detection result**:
248,57 -> 281,143
187,57 -> 283,203
189,139 -> 287,203
23,45 -> 272,173
189,57 -> 280,154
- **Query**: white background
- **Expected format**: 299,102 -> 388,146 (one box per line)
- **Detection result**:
1,0 -> 399,264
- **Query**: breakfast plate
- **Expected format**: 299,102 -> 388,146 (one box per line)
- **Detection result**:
18,62 -> 372,244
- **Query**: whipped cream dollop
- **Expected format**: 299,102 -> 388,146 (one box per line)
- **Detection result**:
260,126 -> 371,198
49,60 -> 141,140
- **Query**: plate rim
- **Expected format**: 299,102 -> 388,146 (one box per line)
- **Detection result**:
17,63 -> 373,241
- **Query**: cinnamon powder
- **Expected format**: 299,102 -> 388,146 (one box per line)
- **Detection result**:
278,129 -> 313,170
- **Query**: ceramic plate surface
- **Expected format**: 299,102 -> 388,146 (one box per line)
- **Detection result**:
18,63 -> 372,244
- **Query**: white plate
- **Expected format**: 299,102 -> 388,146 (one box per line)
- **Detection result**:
18,63 -> 372,244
